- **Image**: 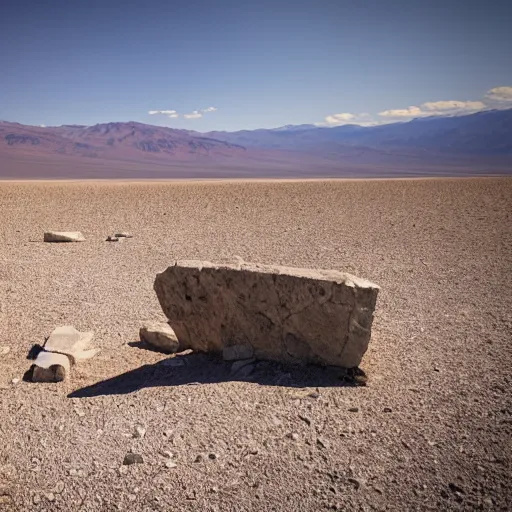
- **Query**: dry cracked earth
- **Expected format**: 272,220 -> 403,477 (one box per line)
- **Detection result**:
0,178 -> 511,511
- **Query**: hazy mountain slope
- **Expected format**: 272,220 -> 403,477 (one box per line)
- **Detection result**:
204,109 -> 512,154
0,121 -> 246,162
1,110 -> 511,178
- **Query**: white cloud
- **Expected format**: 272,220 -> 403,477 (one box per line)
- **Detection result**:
147,106 -> 217,120
485,86 -> 512,102
422,100 -> 486,112
379,106 -> 426,118
320,112 -> 380,127
325,113 -> 355,125
184,110 -> 203,119
379,99 -> 487,119
148,110 -> 177,115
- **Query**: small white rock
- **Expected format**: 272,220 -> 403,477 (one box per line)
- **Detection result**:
133,424 -> 146,438
165,460 -> 177,469
11,378 -> 20,385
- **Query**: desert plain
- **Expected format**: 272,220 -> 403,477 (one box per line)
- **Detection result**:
0,177 -> 511,511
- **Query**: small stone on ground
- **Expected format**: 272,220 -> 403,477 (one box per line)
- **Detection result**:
139,322 -> 179,353
43,231 -> 85,242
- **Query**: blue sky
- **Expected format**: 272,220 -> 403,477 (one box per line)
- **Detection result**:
1,0 -> 512,131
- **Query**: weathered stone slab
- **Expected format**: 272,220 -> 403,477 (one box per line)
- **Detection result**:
32,352 -> 71,382
44,326 -> 96,364
154,260 -> 380,368
44,231 -> 85,242
140,322 -> 179,353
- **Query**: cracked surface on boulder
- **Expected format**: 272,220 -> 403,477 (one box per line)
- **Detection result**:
154,260 -> 380,368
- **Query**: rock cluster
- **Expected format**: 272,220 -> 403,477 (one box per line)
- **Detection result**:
31,326 -> 99,382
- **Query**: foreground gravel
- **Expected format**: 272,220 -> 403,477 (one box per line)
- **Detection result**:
0,178 -> 511,511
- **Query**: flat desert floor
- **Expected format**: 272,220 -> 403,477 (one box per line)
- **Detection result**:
0,178 -> 511,511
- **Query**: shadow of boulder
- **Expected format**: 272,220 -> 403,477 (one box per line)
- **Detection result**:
68,353 -> 366,398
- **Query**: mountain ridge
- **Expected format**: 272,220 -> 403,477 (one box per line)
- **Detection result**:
1,109 -> 511,178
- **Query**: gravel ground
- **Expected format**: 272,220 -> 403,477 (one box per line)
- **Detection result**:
0,178 -> 511,511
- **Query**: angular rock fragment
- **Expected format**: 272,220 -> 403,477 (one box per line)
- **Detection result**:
43,326 -> 97,364
106,235 -> 119,242
139,322 -> 179,354
43,231 -> 85,242
123,453 -> 143,465
114,232 -> 133,238
32,352 -> 71,382
154,260 -> 380,368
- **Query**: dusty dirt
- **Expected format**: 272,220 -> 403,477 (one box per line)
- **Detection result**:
0,178 -> 511,511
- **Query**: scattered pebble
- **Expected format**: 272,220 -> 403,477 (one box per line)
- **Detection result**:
0,346 -> 10,355
288,433 -> 299,441
11,378 -> 19,385
448,482 -> 464,494
54,481 -> 65,494
317,437 -> 329,449
348,478 -> 362,490
165,460 -> 177,469
194,454 -> 204,463
45,492 -> 56,502
348,407 -> 359,413
133,424 -> 146,438
383,407 -> 392,413
123,453 -> 144,465
298,414 -> 311,425
208,453 -> 217,460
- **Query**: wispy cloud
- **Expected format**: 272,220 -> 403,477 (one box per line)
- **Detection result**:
183,110 -> 203,119
320,85 -> 512,128
319,112 -> 380,127
148,109 -> 179,119
148,110 -> 178,116
485,86 -> 512,102
148,106 -> 218,120
183,107 -> 218,120
379,100 -> 486,118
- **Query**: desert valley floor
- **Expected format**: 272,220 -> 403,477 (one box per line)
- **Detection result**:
0,178 -> 511,511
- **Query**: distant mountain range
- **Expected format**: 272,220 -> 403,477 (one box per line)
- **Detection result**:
1,109 -> 511,179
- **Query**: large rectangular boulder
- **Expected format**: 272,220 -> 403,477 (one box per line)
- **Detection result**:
154,260 -> 380,368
